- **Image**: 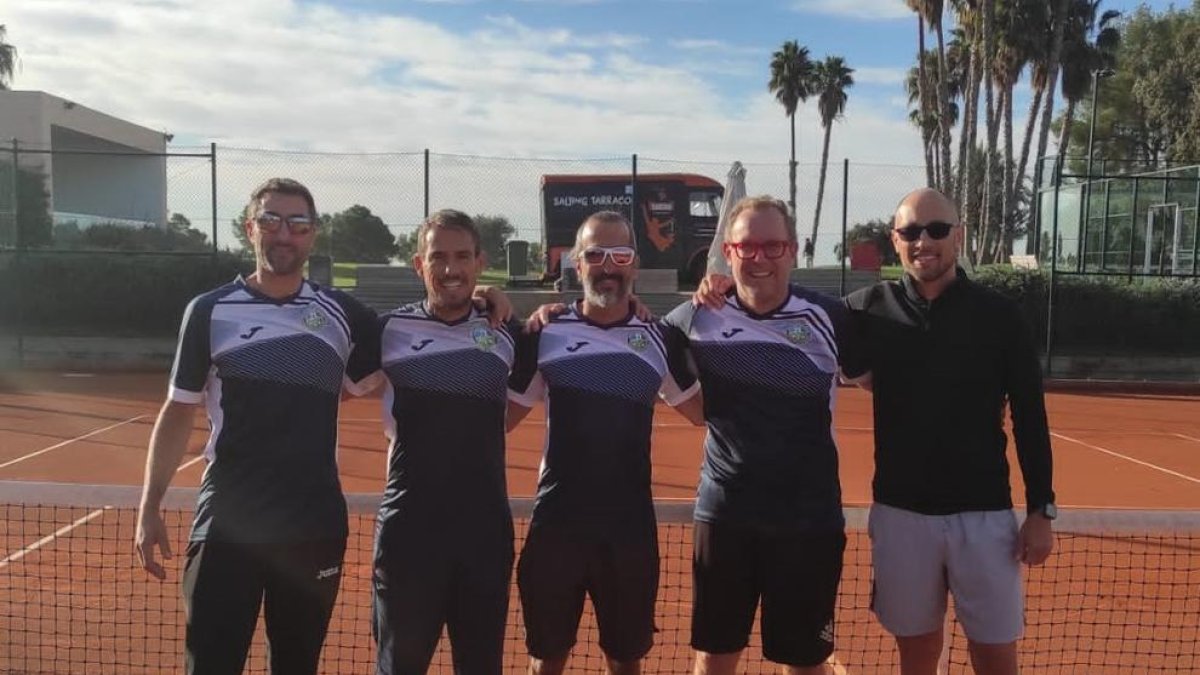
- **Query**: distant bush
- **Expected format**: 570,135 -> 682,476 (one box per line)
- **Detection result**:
0,251 -> 251,336
973,266 -> 1200,354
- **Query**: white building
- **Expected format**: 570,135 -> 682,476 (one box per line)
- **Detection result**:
0,90 -> 169,227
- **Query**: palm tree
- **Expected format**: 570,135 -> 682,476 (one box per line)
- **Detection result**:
0,25 -> 17,90
908,50 -> 962,188
810,56 -> 854,252
950,0 -> 982,223
922,0 -> 956,197
1019,0 -> 1070,220
902,0 -> 936,186
768,41 -> 813,218
1056,1 -> 1121,161
976,0 -> 998,265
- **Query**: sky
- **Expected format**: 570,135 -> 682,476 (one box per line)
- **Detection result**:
0,0 -> 1183,253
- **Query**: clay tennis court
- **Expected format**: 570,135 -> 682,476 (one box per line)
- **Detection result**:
1,370 -> 1198,673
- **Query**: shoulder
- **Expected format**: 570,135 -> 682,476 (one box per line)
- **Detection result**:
319,286 -> 376,317
662,300 -> 698,330
844,280 -> 901,311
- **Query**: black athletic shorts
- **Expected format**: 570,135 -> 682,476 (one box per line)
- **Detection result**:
373,519 -> 514,675
516,521 -> 659,663
182,538 -> 346,675
691,520 -> 845,667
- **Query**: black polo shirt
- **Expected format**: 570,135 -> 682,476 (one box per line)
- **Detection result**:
844,269 -> 1055,515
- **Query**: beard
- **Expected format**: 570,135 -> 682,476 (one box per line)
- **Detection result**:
261,243 -> 305,276
583,273 -> 632,309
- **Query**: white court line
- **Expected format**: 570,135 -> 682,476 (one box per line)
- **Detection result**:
1174,433 -> 1200,444
0,507 -> 112,569
828,653 -> 849,675
0,449 -> 206,570
0,414 -> 147,470
1052,432 -> 1200,485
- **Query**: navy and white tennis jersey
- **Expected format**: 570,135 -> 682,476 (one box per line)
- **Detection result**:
375,303 -> 521,535
509,303 -> 699,533
662,286 -> 865,533
169,277 -> 379,544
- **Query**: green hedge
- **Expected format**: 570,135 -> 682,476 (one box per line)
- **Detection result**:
0,254 -> 1196,354
0,251 -> 252,337
973,266 -> 1200,355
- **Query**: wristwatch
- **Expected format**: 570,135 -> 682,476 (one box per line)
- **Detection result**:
1031,503 -> 1058,520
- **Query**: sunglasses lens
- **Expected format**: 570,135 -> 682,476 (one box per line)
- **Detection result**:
763,241 -> 786,259
582,249 -> 605,264
896,227 -> 921,242
609,249 -> 635,265
927,222 -> 953,239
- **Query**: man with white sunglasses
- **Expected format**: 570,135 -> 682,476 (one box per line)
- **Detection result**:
508,210 -> 704,675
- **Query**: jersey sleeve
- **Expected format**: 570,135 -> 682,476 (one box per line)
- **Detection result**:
507,329 -> 544,408
168,294 -> 214,404
655,319 -> 700,406
822,293 -> 868,381
341,296 -> 383,396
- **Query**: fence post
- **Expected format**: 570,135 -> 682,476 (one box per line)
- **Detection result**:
11,138 -> 23,366
1127,178 -> 1140,282
839,158 -> 848,297
630,153 -> 638,230
210,142 -> 218,257
423,149 -> 430,219
1044,156 -> 1062,377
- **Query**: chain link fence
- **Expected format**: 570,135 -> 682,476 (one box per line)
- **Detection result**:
0,141 -> 931,367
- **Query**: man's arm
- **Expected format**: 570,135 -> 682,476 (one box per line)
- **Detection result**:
135,400 -> 198,580
1002,301 -> 1056,566
671,389 -> 705,426
657,308 -> 704,426
506,400 -> 534,432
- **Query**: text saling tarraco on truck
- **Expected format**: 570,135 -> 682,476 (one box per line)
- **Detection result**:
540,174 -> 724,284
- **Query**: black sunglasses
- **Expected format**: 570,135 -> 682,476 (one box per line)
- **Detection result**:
894,221 -> 956,242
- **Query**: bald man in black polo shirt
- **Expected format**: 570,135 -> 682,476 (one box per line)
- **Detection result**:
844,188 -> 1056,675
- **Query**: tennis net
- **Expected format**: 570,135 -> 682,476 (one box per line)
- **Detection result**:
1,481 -> 1197,674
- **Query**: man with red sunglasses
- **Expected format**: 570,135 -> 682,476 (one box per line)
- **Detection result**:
844,188 -> 1055,675
679,196 -> 866,675
508,210 -> 704,675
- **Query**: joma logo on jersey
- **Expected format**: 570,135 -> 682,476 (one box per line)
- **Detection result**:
411,339 -> 434,352
239,326 -> 264,340
721,327 -> 744,339
565,341 -> 589,353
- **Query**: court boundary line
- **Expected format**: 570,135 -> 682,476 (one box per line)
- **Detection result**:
0,506 -> 112,569
1174,433 -> 1200,444
0,453 -> 205,569
0,414 -> 147,470
1051,431 -> 1200,485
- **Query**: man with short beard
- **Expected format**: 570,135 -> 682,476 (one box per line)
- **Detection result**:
508,211 -> 704,675
366,209 -> 526,675
135,178 -> 380,674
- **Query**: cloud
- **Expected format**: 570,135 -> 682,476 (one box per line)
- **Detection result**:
790,0 -> 912,21
4,0 -> 926,260
668,39 -> 761,57
853,66 -> 909,86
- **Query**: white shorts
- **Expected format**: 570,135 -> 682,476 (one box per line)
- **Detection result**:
868,503 -> 1023,644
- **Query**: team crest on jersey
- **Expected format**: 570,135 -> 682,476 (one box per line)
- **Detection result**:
627,331 -> 650,352
302,306 -> 328,330
784,322 -> 811,345
471,326 -> 497,351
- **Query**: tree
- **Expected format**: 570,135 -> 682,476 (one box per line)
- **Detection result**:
810,56 -> 854,253
906,1 -> 935,188
229,206 -> 252,253
1055,0 -> 1121,162
326,205 -> 398,264
395,228 -> 420,262
768,40 -> 813,218
528,241 -> 545,273
1,165 -> 53,248
474,214 -> 515,269
0,25 -> 17,90
1025,0 -> 1071,224
834,218 -> 900,266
